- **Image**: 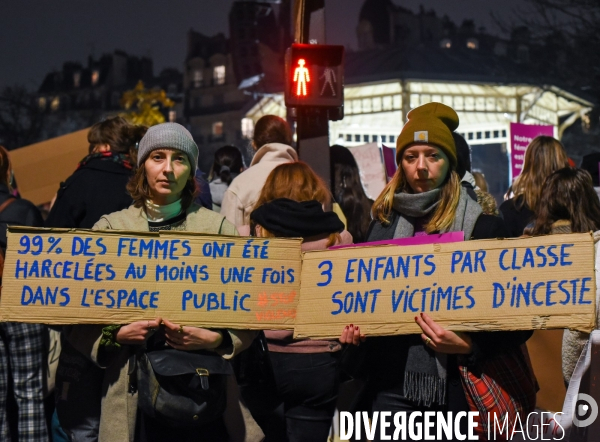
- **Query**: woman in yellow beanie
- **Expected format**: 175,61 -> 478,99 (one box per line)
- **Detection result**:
341,103 -> 535,441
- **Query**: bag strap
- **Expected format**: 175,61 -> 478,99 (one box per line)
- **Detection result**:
0,197 -> 16,216
217,216 -> 227,235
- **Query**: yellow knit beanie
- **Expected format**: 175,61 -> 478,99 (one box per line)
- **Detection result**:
396,102 -> 459,165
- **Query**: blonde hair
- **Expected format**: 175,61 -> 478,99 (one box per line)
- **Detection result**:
512,136 -> 569,212
372,165 -> 462,233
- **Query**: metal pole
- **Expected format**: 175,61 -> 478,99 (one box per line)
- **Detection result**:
293,0 -> 331,188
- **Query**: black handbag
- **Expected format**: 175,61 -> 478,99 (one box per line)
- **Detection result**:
136,348 -> 233,427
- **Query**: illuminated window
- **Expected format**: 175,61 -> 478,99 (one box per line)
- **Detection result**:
241,118 -> 254,139
38,97 -> 47,110
213,66 -> 226,85
466,38 -> 479,50
193,70 -> 203,88
440,38 -> 452,49
50,97 -> 60,111
73,72 -> 81,88
91,70 -> 100,86
169,110 -> 176,122
212,121 -> 224,136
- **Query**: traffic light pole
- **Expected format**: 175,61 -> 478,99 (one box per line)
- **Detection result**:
296,107 -> 330,185
292,0 -> 331,190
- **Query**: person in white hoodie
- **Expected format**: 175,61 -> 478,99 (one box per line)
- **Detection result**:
220,115 -> 298,227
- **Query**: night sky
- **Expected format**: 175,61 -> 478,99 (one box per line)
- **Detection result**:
0,0 -> 523,91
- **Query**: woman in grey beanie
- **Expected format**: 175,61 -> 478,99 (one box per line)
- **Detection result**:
60,122 -> 262,442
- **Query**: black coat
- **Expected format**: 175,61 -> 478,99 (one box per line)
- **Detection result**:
499,196 -> 535,238
0,184 -> 43,248
362,210 -> 532,410
45,157 -> 133,229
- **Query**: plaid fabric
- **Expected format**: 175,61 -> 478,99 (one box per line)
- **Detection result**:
458,346 -> 537,441
0,322 -> 49,441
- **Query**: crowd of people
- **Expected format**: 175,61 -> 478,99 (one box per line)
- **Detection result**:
0,102 -> 598,442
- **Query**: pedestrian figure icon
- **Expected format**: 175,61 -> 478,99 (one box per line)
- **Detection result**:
293,59 -> 310,96
284,44 -> 344,108
320,67 -> 337,97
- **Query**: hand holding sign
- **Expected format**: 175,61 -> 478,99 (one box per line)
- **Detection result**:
339,324 -> 365,346
162,319 -> 224,351
116,317 -> 161,345
415,313 -> 472,354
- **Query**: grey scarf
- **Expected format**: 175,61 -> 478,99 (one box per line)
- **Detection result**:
392,187 -> 482,406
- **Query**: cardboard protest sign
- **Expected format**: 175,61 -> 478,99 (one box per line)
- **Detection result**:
295,233 -> 596,339
349,143 -> 387,200
1,227 -> 302,329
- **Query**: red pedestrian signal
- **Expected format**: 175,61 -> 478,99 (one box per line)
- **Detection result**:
285,44 -> 344,108
293,59 -> 310,97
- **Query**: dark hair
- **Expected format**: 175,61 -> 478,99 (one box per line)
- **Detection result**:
252,115 -> 293,149
453,132 -> 471,178
580,152 -> 600,186
88,116 -> 147,164
0,145 -> 12,188
209,145 -> 244,185
126,164 -> 198,211
527,167 -> 600,235
330,145 -> 373,243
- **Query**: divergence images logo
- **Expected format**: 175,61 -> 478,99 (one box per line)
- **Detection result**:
573,393 -> 598,428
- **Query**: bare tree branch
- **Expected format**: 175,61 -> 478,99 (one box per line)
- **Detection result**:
0,86 -> 48,149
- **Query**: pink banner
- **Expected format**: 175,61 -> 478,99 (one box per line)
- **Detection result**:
510,123 -> 555,179
381,144 -> 397,181
329,231 -> 464,250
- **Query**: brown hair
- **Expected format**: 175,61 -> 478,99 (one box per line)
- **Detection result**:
252,161 -> 339,246
512,136 -> 569,213
527,167 -> 600,235
252,115 -> 293,149
372,152 -> 461,233
126,162 -> 198,211
88,116 -> 147,163
0,146 -> 12,188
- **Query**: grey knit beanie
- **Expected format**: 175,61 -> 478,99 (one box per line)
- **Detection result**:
138,123 -> 199,172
